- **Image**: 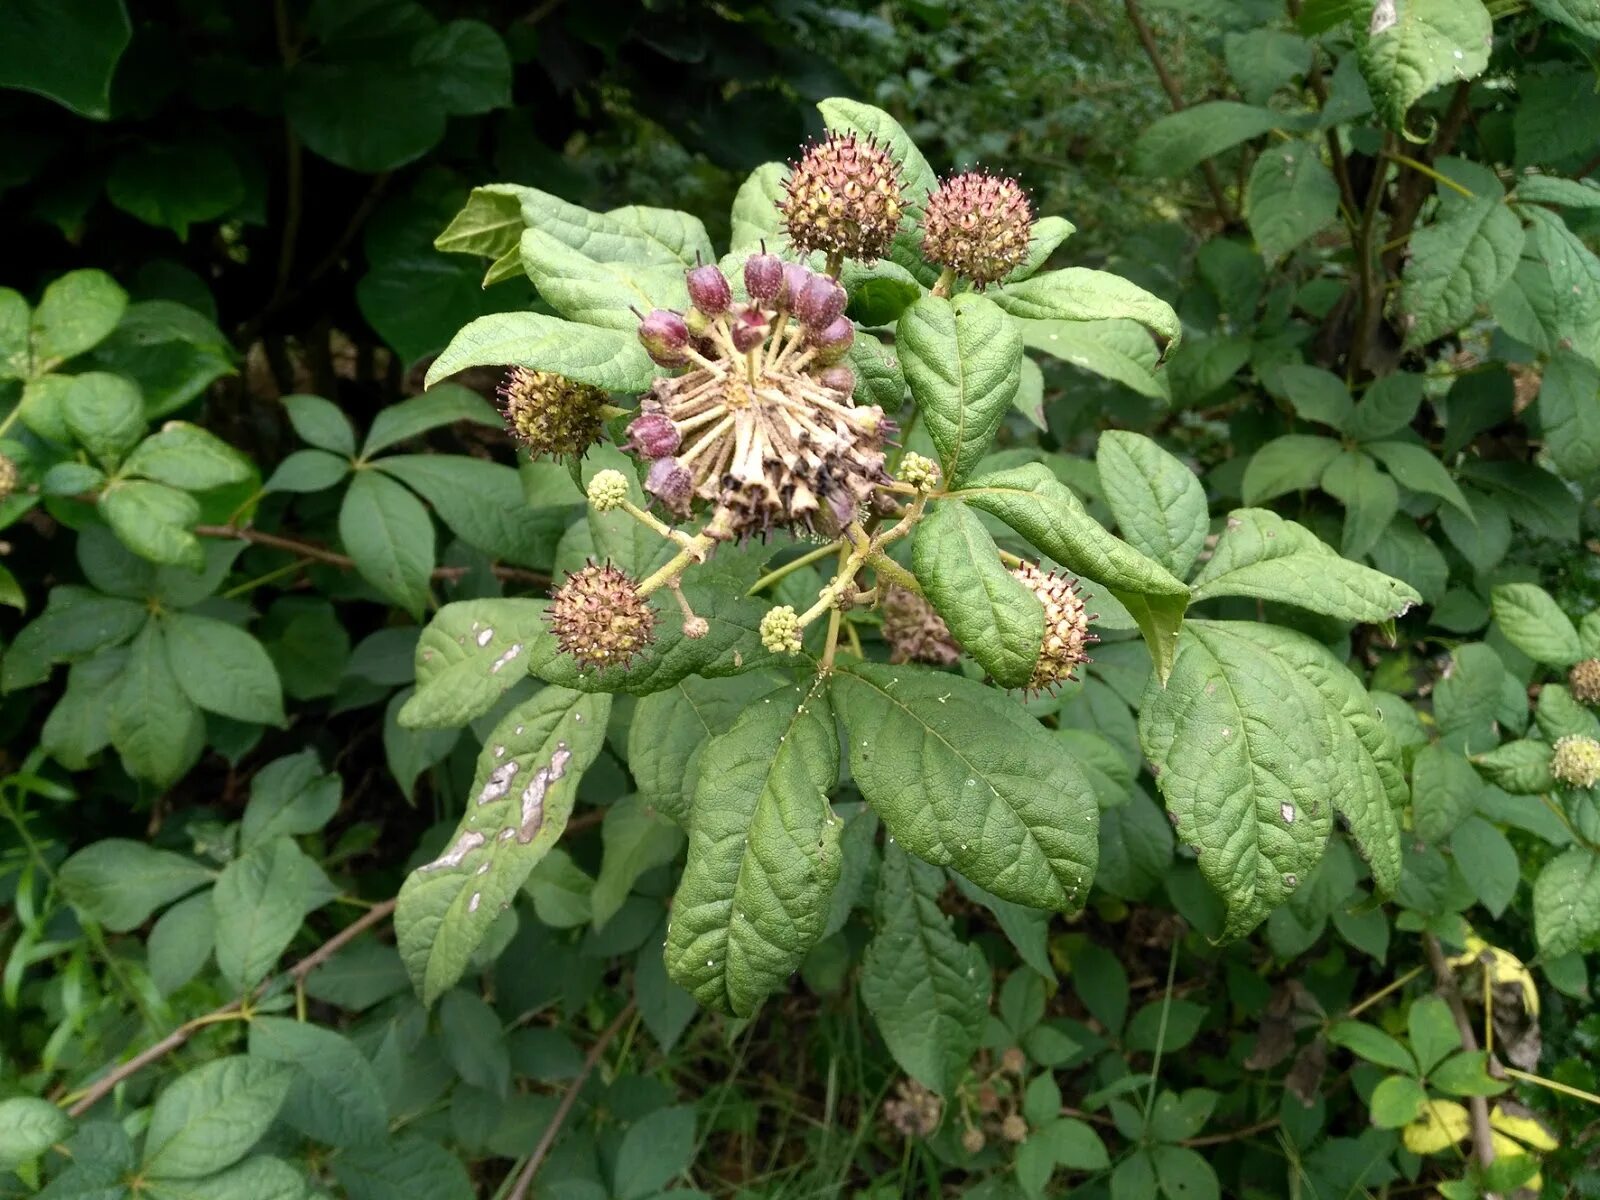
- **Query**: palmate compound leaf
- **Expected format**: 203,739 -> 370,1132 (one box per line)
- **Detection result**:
663,681 -> 842,1016
396,686 -> 611,1004
832,660 -> 1098,911
1140,620 -> 1404,937
860,841 -> 989,1096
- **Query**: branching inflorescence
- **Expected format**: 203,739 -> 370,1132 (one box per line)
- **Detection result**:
514,132 -> 1094,686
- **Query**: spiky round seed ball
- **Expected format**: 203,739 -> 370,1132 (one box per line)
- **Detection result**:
1000,1047 -> 1026,1075
999,1114 -> 1028,1144
781,132 -> 907,263
547,563 -> 656,671
0,454 -> 16,502
1569,658 -> 1600,706
896,452 -> 940,491
881,586 -> 960,667
1012,561 -> 1094,692
960,1127 -> 986,1155
499,368 -> 607,461
760,605 -> 803,655
1552,734 -> 1600,789
921,170 -> 1034,288
586,469 -> 630,512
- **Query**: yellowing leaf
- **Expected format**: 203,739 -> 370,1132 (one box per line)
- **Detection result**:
1491,1102 -> 1559,1152
1447,933 -> 1539,1016
1403,1098 -> 1471,1154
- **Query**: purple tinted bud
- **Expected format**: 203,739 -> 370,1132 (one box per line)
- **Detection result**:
685,264 -> 732,315
809,315 -> 855,365
638,309 -> 690,366
731,307 -> 768,353
745,253 -> 784,303
795,275 -> 847,329
625,412 -> 681,458
645,456 -> 693,515
779,262 -> 813,308
817,365 -> 856,395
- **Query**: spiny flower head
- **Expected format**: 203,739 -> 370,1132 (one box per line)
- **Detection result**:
921,170 -> 1034,288
1012,561 -> 1096,692
881,586 -> 959,667
627,253 -> 890,542
1569,658 -> 1600,706
498,368 -> 607,461
586,469 -> 630,513
1551,734 -> 1600,789
0,454 -> 16,502
546,562 -> 656,671
760,605 -> 803,655
781,132 -> 907,263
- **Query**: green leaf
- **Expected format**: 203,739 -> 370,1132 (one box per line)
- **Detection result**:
1491,582 -> 1582,667
519,228 -> 688,332
1327,1020 -> 1416,1073
248,1017 -> 388,1148
664,684 -> 842,1016
396,687 -> 611,1004
1431,1050 -> 1510,1097
439,989 -> 510,1096
1139,623 -> 1336,937
1515,175 -> 1600,210
361,386 -> 499,458
56,838 -> 208,934
64,372 -> 145,460
728,162 -> 788,256
605,205 -> 715,268
1246,141 -> 1340,264
148,892 -> 215,997
213,838 -> 322,992
1537,349 -> 1600,480
99,480 -> 203,569
834,661 -> 1098,910
0,0 -> 129,118
1270,364 -> 1354,431
0,584 -> 146,692
1350,372 -> 1425,442
400,599 -> 547,728
423,311 -> 657,392
1151,1143 -> 1219,1200
109,621 -> 204,786
375,455 -> 564,568
1242,435 -> 1344,504
1363,440 -> 1471,515
339,469 -> 434,619
1471,740 -> 1554,795
1357,0 -> 1492,134
628,673 -> 785,827
124,423 -> 252,490
1369,1075 -> 1428,1128
31,269 -> 128,368
614,1105 -> 697,1200
592,794 -> 683,930
142,1155 -> 307,1200
1017,1118 -> 1111,1196
142,1056 -> 293,1179
383,689 -> 458,800
1009,215 -> 1078,283
1530,0 -> 1600,36
913,501 -> 1043,688
282,394 -> 356,456
331,1134 -> 472,1200
0,1096 -> 72,1169
1536,684 -> 1600,745
1189,509 -> 1421,624
1408,995 -> 1463,1073
108,138 -> 245,240
1321,451 -> 1400,558
992,268 -> 1182,359
958,464 -> 1190,681
241,752 -> 341,850
412,20 -> 510,114
91,300 -> 236,420
1096,431 -> 1208,579
1458,459 -> 1580,543
860,842 -> 989,1095
1400,196 -> 1524,345
162,612 -> 285,726
897,294 -> 1021,488
1533,847 -> 1600,957
1020,319 -> 1170,401
1132,101 -> 1293,178
265,449 -> 349,494
1492,206 -> 1600,365
1411,743 -> 1482,843
435,184 -> 530,264
1097,789 -> 1176,901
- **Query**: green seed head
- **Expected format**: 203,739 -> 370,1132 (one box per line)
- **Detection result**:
586,469 -> 630,513
760,605 -> 803,655
896,452 -> 940,492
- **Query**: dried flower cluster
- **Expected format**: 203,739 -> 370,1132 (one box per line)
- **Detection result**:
628,254 -> 891,543
0,454 -> 16,503
545,562 -> 656,671
781,132 -> 907,263
921,170 -> 1034,288
881,586 -> 960,667
1569,658 -> 1600,706
498,368 -> 607,461
1012,561 -> 1097,692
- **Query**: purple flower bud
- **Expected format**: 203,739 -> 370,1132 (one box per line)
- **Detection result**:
779,262 -> 813,308
745,253 -> 784,303
625,412 -> 681,459
638,309 -> 690,366
685,264 -> 732,315
645,456 -> 693,515
731,307 -> 768,353
817,365 -> 856,395
795,275 -> 847,329
809,315 -> 855,365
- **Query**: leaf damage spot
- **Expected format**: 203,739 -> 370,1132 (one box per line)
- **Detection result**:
420,830 -> 485,872
517,741 -> 574,843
